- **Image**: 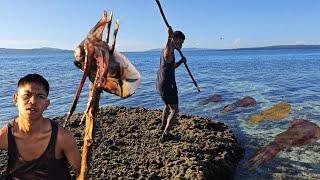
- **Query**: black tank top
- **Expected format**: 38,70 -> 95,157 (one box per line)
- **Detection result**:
6,120 -> 71,180
156,49 -> 177,94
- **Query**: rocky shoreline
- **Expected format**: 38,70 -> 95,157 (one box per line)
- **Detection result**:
0,106 -> 244,179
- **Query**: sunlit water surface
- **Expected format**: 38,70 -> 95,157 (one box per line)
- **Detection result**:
0,49 -> 319,179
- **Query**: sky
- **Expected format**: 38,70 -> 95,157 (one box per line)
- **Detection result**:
0,0 -> 320,52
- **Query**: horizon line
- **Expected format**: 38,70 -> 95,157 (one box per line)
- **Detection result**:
1,44 -> 320,53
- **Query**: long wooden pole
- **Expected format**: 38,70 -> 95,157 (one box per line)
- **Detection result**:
155,0 -> 200,92
79,84 -> 100,179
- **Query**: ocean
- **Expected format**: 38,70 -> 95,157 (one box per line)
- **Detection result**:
0,49 -> 319,179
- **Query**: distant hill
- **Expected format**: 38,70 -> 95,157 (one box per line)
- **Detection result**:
1,45 -> 320,54
231,45 -> 320,51
146,45 -> 320,52
145,48 -> 212,52
0,47 -> 72,54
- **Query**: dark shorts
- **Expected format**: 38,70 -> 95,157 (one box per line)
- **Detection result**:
159,85 -> 178,105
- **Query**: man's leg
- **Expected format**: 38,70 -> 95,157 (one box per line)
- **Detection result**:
163,103 -> 179,135
161,104 -> 170,130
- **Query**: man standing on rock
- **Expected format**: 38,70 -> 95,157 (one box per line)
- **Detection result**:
0,74 -> 81,179
156,26 -> 186,142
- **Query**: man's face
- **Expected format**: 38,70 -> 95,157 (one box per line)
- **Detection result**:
13,82 -> 50,121
174,38 -> 184,50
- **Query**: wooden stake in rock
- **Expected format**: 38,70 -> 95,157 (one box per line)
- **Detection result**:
79,85 -> 100,179
64,10 -> 141,179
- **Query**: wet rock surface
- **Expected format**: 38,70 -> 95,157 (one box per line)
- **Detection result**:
0,106 -> 244,179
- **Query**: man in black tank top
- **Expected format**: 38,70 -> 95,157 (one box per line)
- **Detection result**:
0,74 -> 81,179
156,26 -> 186,142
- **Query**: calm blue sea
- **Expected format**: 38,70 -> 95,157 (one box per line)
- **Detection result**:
0,49 -> 319,179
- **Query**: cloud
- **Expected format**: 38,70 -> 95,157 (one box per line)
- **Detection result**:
184,41 -> 200,48
294,40 -> 305,45
233,38 -> 241,48
116,39 -> 157,52
0,39 -> 54,48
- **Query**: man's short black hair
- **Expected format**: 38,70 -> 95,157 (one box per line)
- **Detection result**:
173,31 -> 185,40
18,74 -> 50,96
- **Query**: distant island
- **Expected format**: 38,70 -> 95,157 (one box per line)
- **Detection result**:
146,45 -> 320,52
0,47 -> 72,54
229,45 -> 320,51
1,45 -> 320,54
146,48 -> 211,52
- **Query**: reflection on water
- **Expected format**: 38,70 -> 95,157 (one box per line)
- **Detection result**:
0,49 -> 319,179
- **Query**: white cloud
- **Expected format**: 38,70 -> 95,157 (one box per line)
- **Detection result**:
116,39 -> 158,52
184,41 -> 200,48
0,39 -> 54,49
294,40 -> 305,45
233,38 -> 241,48
0,38 -> 158,52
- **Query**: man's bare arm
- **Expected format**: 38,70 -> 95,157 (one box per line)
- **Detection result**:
175,57 -> 186,69
0,125 -> 8,150
164,26 -> 174,62
58,127 -> 81,178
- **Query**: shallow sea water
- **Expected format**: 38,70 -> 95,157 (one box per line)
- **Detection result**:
0,49 -> 319,179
